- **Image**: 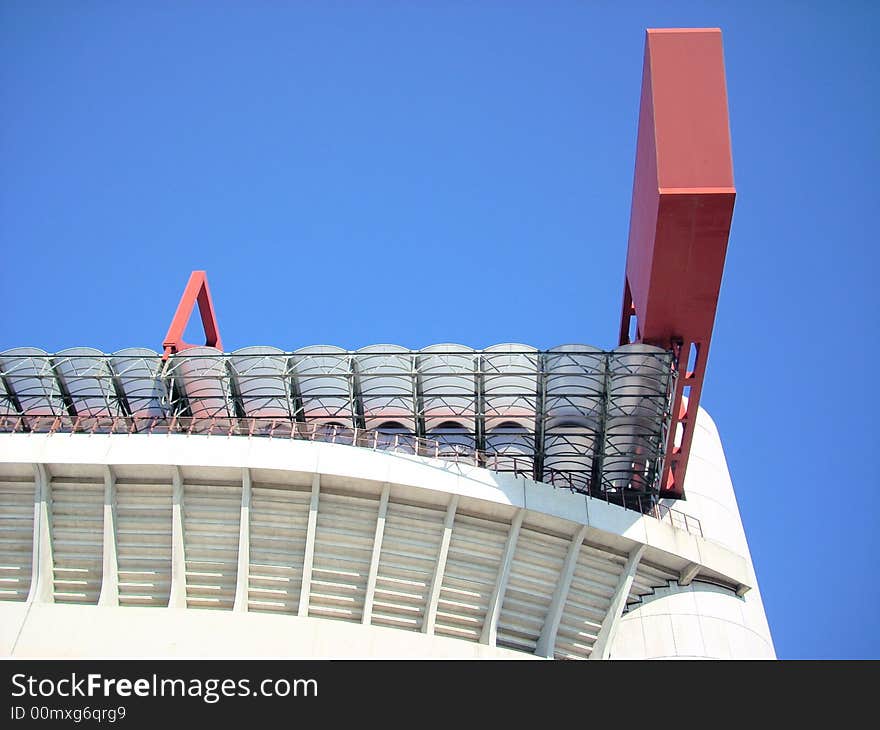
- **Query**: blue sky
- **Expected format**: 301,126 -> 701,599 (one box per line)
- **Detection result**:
1,2 -> 877,658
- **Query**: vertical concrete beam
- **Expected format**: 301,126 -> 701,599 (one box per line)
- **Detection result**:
27,463 -> 54,604
535,524 -> 588,658
168,466 -> 187,608
233,468 -> 251,612
362,483 -> 390,625
97,466 -> 119,607
480,509 -> 524,646
423,494 -> 458,635
25,464 -> 42,604
679,562 -> 700,587
298,473 -> 320,617
590,544 -> 646,660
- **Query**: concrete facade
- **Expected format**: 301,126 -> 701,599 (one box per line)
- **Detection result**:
0,407 -> 774,659
610,410 -> 775,658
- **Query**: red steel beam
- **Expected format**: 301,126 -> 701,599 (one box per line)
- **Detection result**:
162,271 -> 223,358
619,29 -> 736,499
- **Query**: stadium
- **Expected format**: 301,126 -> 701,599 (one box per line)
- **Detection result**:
0,28 -> 774,659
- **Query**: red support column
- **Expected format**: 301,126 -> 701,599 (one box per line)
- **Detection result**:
619,29 -> 736,499
162,271 -> 224,358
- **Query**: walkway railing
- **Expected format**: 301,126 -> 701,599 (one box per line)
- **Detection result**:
0,414 -> 701,538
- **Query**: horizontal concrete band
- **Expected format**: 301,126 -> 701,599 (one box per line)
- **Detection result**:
0,603 -> 540,659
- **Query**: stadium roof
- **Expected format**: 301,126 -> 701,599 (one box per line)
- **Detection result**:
0,343 -> 673,507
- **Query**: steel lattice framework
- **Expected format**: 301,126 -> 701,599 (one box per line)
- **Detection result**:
0,345 -> 674,509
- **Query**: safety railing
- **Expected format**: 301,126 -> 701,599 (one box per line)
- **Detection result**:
0,414 -> 701,538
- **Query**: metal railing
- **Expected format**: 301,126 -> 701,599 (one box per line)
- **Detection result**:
0,414 -> 701,538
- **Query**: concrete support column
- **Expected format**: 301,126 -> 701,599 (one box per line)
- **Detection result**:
679,562 -> 700,587
27,463 -> 54,604
480,509 -> 524,646
590,543 -> 646,660
423,494 -> 458,635
298,473 -> 320,617
535,524 -> 587,658
168,466 -> 187,609
97,466 -> 119,607
233,468 -> 251,613
362,483 -> 390,625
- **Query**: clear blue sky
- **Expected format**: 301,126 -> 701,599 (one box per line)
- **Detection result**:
1,2 -> 877,659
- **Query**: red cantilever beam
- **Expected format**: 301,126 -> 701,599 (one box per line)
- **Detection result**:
619,29 -> 736,499
162,271 -> 224,358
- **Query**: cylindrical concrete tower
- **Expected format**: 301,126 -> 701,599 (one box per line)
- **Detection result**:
610,408 -> 775,658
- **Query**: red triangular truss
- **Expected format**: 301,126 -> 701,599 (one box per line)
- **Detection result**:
162,271 -> 223,358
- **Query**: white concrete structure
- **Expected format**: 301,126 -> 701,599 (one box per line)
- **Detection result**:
0,404 -> 773,659
608,409 -> 775,659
